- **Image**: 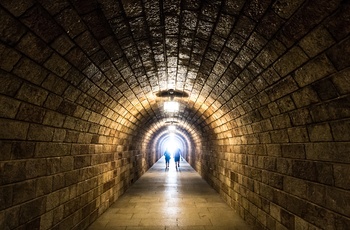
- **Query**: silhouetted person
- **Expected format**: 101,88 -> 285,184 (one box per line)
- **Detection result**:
174,149 -> 181,168
164,149 -> 171,168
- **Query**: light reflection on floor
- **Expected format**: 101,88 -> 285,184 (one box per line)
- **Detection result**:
88,156 -> 252,230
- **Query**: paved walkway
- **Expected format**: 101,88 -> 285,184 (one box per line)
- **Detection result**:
87,157 -> 252,230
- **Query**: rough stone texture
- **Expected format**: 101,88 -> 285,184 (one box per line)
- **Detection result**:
0,0 -> 349,230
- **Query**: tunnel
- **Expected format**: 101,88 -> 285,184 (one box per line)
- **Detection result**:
0,0 -> 349,229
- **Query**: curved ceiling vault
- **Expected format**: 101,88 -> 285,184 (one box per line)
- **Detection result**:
2,0 -> 347,141
80,0 -> 266,138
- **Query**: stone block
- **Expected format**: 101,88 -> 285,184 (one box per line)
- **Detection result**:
74,155 -> 91,169
283,176 -> 307,199
21,5 -> 62,43
65,170 -> 80,186
1,161 -> 26,184
316,162 -> 334,185
0,43 -> 21,71
294,54 -> 336,87
335,215 -> 350,230
27,124 -> 54,141
266,144 -> 281,157
268,102 -> 280,116
291,160 -> 317,181
12,141 -> 35,159
270,130 -> 289,143
332,68 -> 350,95
306,142 -> 350,163
257,41 -> 285,70
257,10 -> 285,40
0,95 -> 21,119
36,176 -> 53,196
276,158 -> 292,175
44,53 -> 71,77
46,190 -> 60,211
40,210 -> 53,230
287,127 -> 309,143
327,36 -> 350,70
51,34 -> 75,55
325,2 -> 350,41
277,96 -> 295,113
13,180 -> 36,205
271,114 -> 291,129
268,173 -> 283,189
19,197 -> 46,224
0,119 -> 29,140
16,103 -> 46,123
267,76 -> 298,101
299,26 -> 335,57
0,8 -> 27,45
272,0 -> 304,19
16,32 -> 52,63
52,205 -> 64,225
42,74 -> 69,95
334,164 -> 350,189
292,87 -> 319,108
65,48 -> 91,71
0,184 -> 13,210
61,156 -> 74,172
0,71 -> 23,96
0,141 -> 12,160
280,209 -> 295,229
270,202 -> 281,222
273,47 -> 308,77
303,202 -> 336,229
57,100 -> 77,116
74,31 -> 100,56
43,93 -> 63,111
289,108 -> 312,126
52,174 -> 65,191
43,111 -> 65,128
281,144 -> 305,159
63,197 -> 80,218
53,128 -> 66,142
310,98 -> 350,122
64,130 -> 79,143
308,123 -> 333,142
331,119 -> 350,141
25,159 -> 47,179
13,58 -> 49,85
35,143 -> 70,157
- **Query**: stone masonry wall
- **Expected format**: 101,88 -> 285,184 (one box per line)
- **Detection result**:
1,1 -> 350,230
0,3 -> 151,229
195,2 -> 350,230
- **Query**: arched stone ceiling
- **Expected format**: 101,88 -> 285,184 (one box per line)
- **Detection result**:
2,0 -> 347,139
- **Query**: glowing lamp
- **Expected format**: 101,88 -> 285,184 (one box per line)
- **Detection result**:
164,101 -> 179,113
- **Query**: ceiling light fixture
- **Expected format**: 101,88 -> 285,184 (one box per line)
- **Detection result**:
163,89 -> 179,113
164,101 -> 179,113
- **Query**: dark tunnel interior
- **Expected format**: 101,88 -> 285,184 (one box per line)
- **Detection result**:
0,0 -> 350,229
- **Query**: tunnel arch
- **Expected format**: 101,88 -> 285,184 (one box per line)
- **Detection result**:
0,1 -> 349,230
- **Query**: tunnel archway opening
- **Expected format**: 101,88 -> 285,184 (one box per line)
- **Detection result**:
159,133 -> 184,157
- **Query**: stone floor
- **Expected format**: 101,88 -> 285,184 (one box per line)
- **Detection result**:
87,157 -> 252,230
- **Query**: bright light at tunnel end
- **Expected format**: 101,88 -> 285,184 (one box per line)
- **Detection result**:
164,135 -> 181,155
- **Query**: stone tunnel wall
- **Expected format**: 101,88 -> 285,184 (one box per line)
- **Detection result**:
0,6 -> 154,230
1,1 -> 350,230
0,75 -> 150,230
193,4 -> 350,230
